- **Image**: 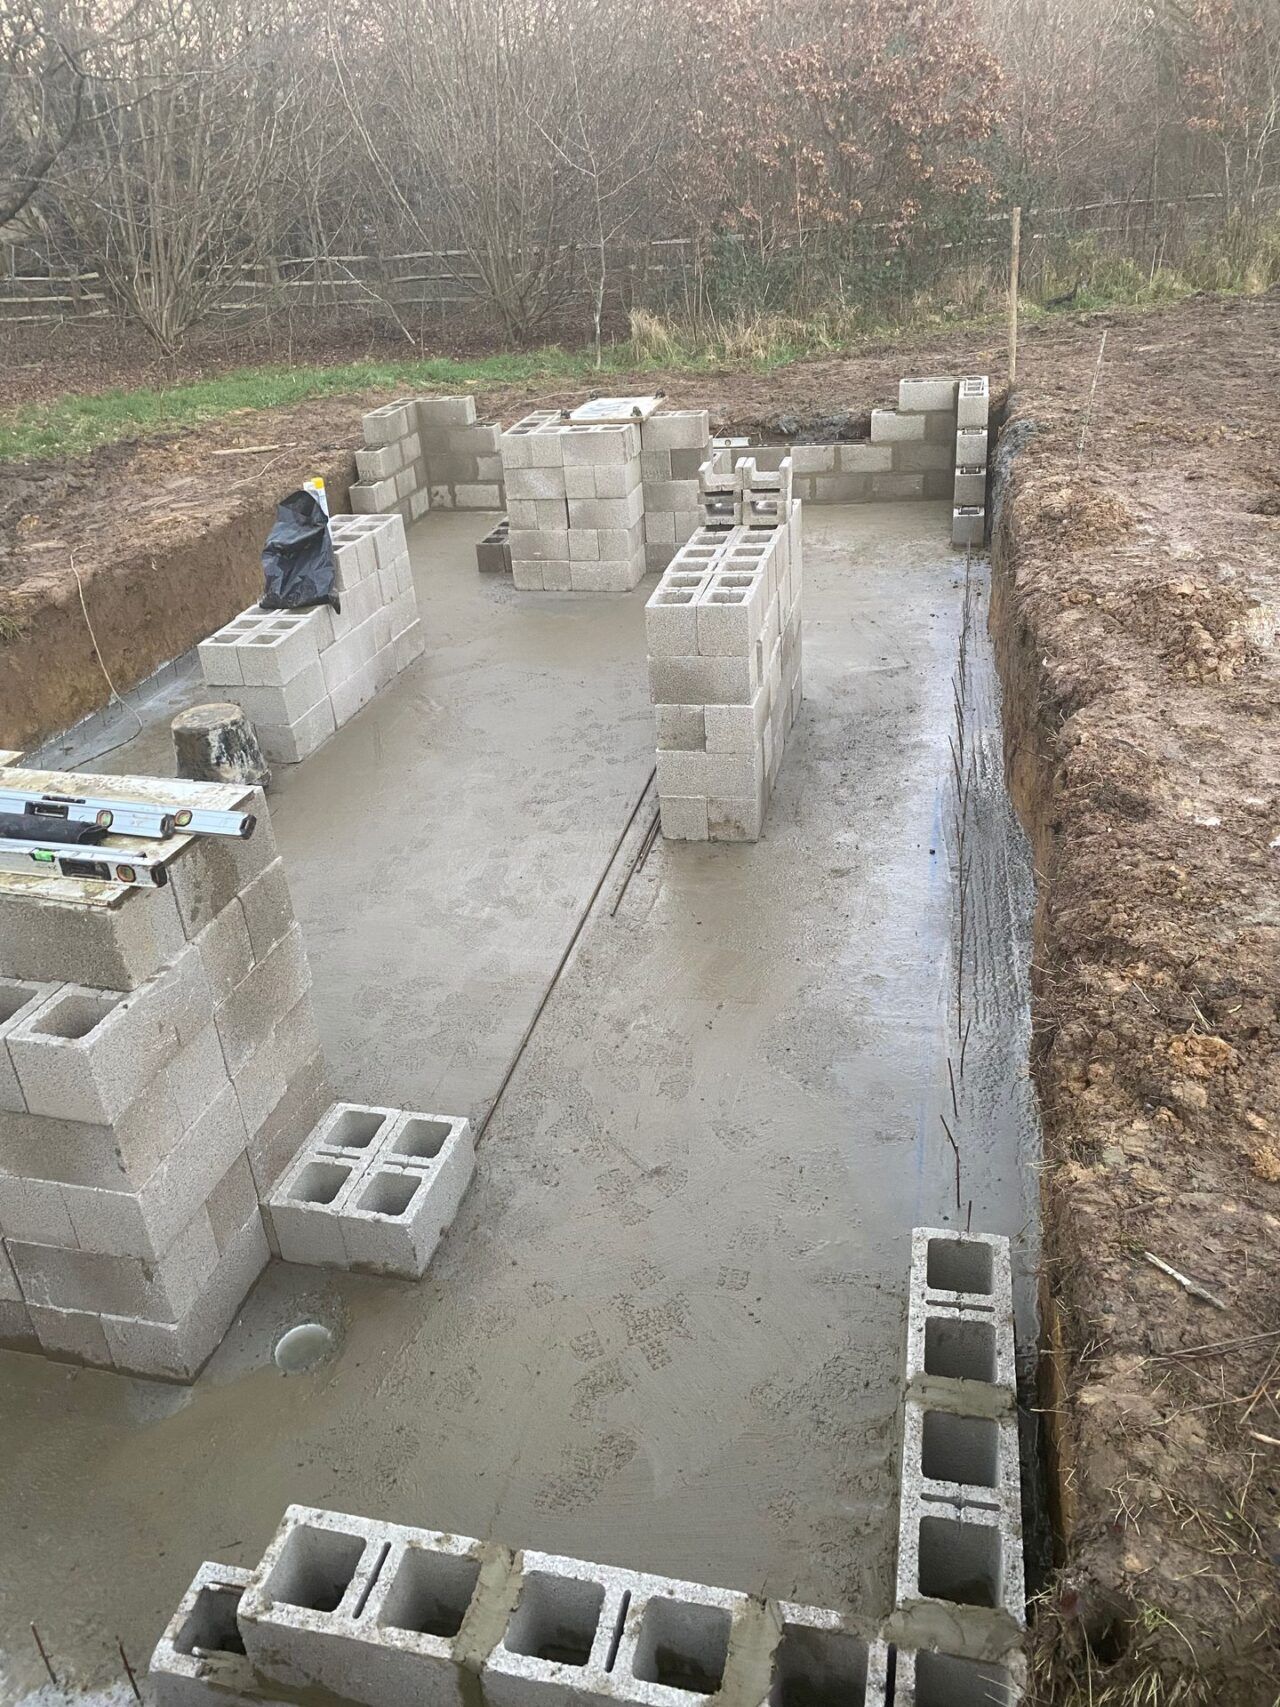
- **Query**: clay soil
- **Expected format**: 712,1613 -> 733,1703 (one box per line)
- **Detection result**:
2,294 -> 1279,1700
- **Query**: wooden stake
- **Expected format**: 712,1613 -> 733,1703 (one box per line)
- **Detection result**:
1008,205 -> 1022,388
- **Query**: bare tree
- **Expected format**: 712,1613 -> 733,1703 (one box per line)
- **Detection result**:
0,1 -> 92,230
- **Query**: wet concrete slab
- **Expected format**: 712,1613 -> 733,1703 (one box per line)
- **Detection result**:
0,504 -> 1039,1701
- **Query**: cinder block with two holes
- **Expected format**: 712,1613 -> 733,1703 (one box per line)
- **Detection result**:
149,1561 -> 257,1707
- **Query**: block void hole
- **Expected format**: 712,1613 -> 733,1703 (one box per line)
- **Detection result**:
358,1171 -> 421,1219
631,1598 -> 731,1695
912,1651 -> 1016,1707
917,1516 -> 1002,1608
923,1317 -> 996,1384
0,984 -> 39,1026
378,1547 -> 481,1638
175,1585 -> 246,1656
925,1238 -> 993,1295
289,1160 -> 351,1206
329,1109 -> 389,1148
264,1525 -> 365,1613
767,1624 -> 868,1707
31,989 -> 117,1041
390,1116 -> 453,1160
504,1571 -> 605,1667
921,1411 -> 999,1488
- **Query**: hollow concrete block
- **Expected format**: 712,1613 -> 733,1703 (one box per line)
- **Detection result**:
892,1646 -> 1024,1707
150,1561 -> 258,1707
266,1151 -> 364,1268
0,977 -> 58,1111
0,881 -> 187,991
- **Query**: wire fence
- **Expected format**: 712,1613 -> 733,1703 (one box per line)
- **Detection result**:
1,190 -> 1273,334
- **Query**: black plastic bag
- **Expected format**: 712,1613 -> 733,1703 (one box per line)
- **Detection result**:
260,488 -> 338,611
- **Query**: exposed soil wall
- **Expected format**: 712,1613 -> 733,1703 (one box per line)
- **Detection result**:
986,297 -> 1280,1704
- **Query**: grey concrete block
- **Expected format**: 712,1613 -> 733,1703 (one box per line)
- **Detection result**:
567,491 -> 644,530
193,898 -> 254,1006
232,664 -> 326,732
393,623 -> 425,674
873,473 -> 925,500
899,377 -> 958,414
765,1603 -> 886,1707
509,529 -> 570,563
0,977 -> 58,1111
168,803 -> 276,939
697,586 -> 762,657
645,585 -> 702,655
267,1152 -> 362,1267
356,443 -> 402,484
7,943 -> 212,1125
642,411 -> 710,452
506,467 -> 566,501
907,1227 -> 1016,1394
954,468 -> 987,506
149,1560 -> 258,1707
892,1647 -> 1024,1706
239,859 -> 297,964
957,375 -> 990,431
560,423 -> 640,465
787,445 -> 837,475
707,791 -> 764,842
593,463 -> 642,500
654,706 -> 706,752
363,402 -> 414,446
238,1506 -> 400,1695
339,1163 -> 446,1277
0,1174 -> 77,1244
953,506 -> 986,548
215,921 -> 311,1077
0,1298 -> 35,1349
704,683 -> 769,754
894,442 -> 954,474
840,444 -> 894,474
28,1302 -> 113,1367
658,796 -> 708,841
956,427 -> 989,466
255,700 -> 336,766
417,395 -> 477,429
11,1205 -> 220,1321
246,1053 -> 332,1201
870,410 -> 924,444
647,653 -> 757,706
0,880 -> 188,991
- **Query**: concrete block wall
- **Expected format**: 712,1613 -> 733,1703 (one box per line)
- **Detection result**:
890,1227 -> 1025,1681
352,396 -> 505,520
500,416 -> 647,592
199,514 -> 423,764
646,494 -> 802,843
154,1506 -> 888,1707
953,375 -> 991,547
264,1101 -> 474,1278
639,410 -> 711,572
0,767 -> 333,1378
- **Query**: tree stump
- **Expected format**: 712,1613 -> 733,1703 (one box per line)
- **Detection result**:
172,703 -> 272,788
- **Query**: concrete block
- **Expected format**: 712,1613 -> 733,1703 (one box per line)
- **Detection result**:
872,474 -> 925,501
246,1054 -> 332,1202
455,484 -> 502,509
333,535 -> 378,592
953,507 -> 986,548
484,1549 -> 633,1707
610,1570 -> 752,1707
567,490 -> 644,531
787,445 -> 837,475
356,443 -> 402,484
707,792 -> 764,842
393,623 -> 426,673
0,878 -> 188,991
894,443 -> 954,474
645,585 -> 703,656
593,463 -> 642,500
28,1302 -> 113,1367
0,1175 -> 77,1244
506,467 -> 566,501
906,1227 -> 1017,1397
899,377 -> 958,414
255,700 -> 336,766
840,444 -> 894,474
338,1163 -> 445,1277
512,561 -> 544,591
654,705 -> 706,753
766,1603 -> 885,1707
0,977 -> 58,1111
268,1152 -> 363,1267
647,653 -> 757,707
870,410 -> 924,445
509,530 -> 570,563
892,1647 -> 1024,1707
149,1561 -> 258,1707
956,427 -> 989,467
902,1393 -> 1020,1510
11,1206 -> 220,1321
417,396 -> 477,430
7,945 -> 211,1125
0,1241 -> 20,1301
954,468 -> 987,506
658,796 -> 708,842
957,375 -> 990,431
351,480 -> 398,514
232,664 -> 326,733
559,423 -> 640,465
236,614 -> 326,689
363,402 -> 414,446
101,1209 -> 268,1379
236,859 -> 297,965
697,584 -> 765,657
238,1506 -> 400,1695
894,1483 -> 1025,1633
643,411 -> 710,452
704,683 -> 769,754
0,1298 -> 35,1349
214,922 -> 311,1077
167,809 -> 275,939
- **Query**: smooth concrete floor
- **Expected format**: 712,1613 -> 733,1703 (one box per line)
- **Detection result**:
0,504 -> 1039,1701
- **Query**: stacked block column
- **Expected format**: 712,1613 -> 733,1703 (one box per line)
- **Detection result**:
0,769 -> 332,1378
500,417 -> 646,591
199,514 -> 423,764
639,410 -> 711,571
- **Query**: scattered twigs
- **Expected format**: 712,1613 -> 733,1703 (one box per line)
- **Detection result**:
1142,1249 -> 1229,1310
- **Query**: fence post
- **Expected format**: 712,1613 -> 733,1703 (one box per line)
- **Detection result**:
1008,205 -> 1022,388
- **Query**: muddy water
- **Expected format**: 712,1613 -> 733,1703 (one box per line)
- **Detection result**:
0,505 -> 1040,1701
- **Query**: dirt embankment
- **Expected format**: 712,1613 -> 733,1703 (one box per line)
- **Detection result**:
988,294 -> 1280,1703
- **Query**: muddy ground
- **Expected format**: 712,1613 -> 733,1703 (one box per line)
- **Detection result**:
1,293 -> 1279,1701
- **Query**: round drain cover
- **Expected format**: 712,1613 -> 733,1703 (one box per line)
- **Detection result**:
273,1321 -> 335,1373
